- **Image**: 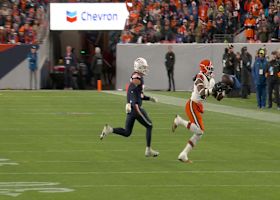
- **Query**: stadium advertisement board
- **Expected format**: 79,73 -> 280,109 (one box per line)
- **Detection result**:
50,3 -> 129,30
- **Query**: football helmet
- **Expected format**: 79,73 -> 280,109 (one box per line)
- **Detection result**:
134,57 -> 149,75
199,59 -> 214,77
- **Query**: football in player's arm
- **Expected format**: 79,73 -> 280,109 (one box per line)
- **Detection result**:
172,59 -> 230,163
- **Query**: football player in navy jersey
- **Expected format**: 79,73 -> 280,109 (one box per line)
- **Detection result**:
100,58 -> 159,157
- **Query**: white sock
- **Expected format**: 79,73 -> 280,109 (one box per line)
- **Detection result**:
108,126 -> 113,133
178,118 -> 203,135
182,134 -> 202,155
177,117 -> 189,127
183,143 -> 193,155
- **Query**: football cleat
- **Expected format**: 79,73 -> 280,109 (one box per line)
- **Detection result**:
100,124 -> 113,140
172,115 -> 181,132
145,148 -> 159,157
178,152 -> 192,163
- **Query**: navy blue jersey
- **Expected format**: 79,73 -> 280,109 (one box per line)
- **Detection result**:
127,83 -> 142,107
127,72 -> 144,107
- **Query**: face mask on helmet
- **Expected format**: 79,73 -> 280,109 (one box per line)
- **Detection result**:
134,57 -> 149,75
200,59 -> 214,77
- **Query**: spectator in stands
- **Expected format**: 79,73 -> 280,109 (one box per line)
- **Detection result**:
215,6 -> 227,34
27,45 -> 38,90
207,1 -> 218,20
195,21 -> 208,42
198,0 -> 209,23
7,28 -> 18,44
252,49 -> 268,109
207,19 -> 217,42
120,29 -> 133,43
265,51 -> 280,109
233,0 -> 241,31
18,29 -> 25,43
257,26 -> 270,42
267,3 -> 276,23
244,12 -> 256,42
247,0 -> 263,18
240,46 -> 252,99
175,28 -> 184,43
63,45 -> 77,90
161,22 -> 175,42
189,1 -> 198,20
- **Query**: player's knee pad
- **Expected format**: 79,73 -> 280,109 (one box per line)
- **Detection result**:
190,123 -> 203,135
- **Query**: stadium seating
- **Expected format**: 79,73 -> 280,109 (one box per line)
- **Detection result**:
119,0 -> 279,44
0,0 -> 48,44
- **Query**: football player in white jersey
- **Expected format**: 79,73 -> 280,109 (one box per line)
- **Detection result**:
172,59 -> 217,163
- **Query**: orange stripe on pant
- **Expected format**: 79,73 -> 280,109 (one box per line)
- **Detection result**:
185,99 -> 205,131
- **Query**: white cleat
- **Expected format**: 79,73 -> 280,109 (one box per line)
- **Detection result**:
100,124 -> 113,140
172,115 -> 182,133
145,148 -> 159,157
178,152 -> 192,163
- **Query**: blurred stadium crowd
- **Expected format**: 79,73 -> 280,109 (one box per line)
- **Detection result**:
120,0 -> 280,43
0,0 -> 279,45
0,0 -> 48,44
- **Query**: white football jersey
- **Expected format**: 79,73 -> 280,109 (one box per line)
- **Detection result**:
190,72 -> 215,103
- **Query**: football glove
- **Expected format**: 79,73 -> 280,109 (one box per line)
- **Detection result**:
209,78 -> 215,89
150,96 -> 158,103
125,103 -> 131,113
212,82 -> 226,99
212,82 -> 224,93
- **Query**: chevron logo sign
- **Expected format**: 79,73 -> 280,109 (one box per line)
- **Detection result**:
66,11 -> 77,23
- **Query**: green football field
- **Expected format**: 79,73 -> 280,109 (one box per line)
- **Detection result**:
0,90 -> 280,200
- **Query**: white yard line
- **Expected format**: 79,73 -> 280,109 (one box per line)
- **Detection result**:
1,170 -> 280,175
104,91 -> 280,123
18,159 -> 280,163
0,140 -> 276,145
0,149 -> 274,153
71,184 -> 280,188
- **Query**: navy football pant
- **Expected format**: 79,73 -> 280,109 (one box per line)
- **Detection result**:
113,108 -> 153,147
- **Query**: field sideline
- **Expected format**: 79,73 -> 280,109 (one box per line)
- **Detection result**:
0,90 -> 279,200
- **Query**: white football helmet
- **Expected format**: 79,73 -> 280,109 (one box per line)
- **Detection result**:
134,57 -> 149,75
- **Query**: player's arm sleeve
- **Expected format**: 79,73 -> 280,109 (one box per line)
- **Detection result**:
194,76 -> 208,99
141,93 -> 150,101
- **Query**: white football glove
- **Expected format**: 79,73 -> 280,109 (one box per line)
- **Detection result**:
150,96 -> 158,103
207,78 -> 216,95
125,103 -> 131,113
209,78 -> 215,89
